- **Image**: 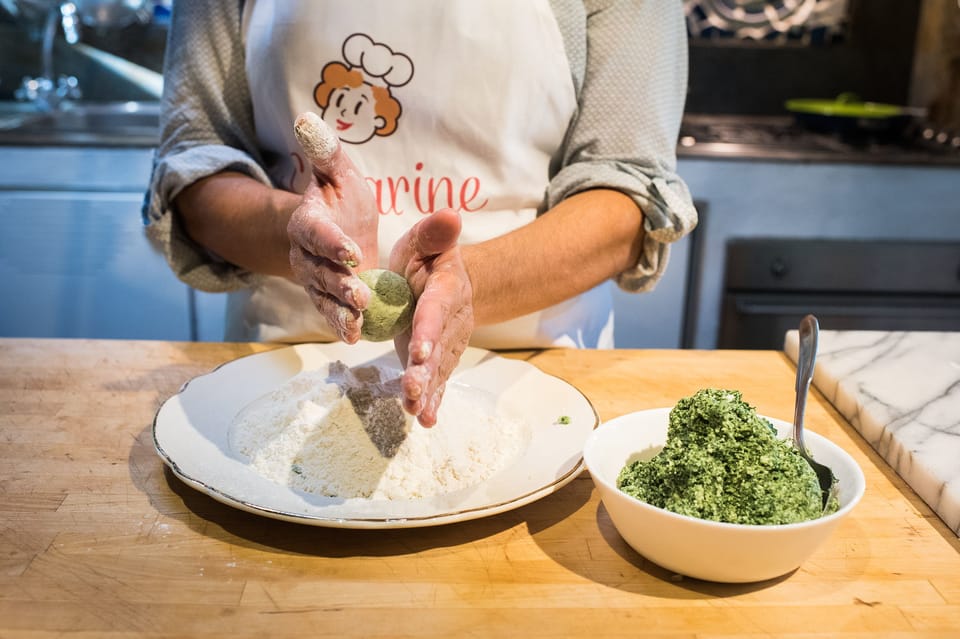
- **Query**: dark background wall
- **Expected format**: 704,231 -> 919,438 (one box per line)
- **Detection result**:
684,0 -> 922,115
0,0 -> 926,114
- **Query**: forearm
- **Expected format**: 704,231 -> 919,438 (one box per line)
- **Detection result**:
174,171 -> 300,278
464,189 -> 644,326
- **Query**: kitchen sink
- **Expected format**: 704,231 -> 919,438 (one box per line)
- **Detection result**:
0,101 -> 160,147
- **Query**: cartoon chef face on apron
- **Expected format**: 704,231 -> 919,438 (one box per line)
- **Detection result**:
314,33 -> 412,145
235,1 -> 614,349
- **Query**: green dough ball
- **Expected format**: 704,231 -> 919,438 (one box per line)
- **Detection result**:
358,269 -> 415,342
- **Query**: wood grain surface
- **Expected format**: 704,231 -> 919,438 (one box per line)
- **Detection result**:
1,338 -> 958,638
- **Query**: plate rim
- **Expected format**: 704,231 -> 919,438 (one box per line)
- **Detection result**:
153,343 -> 598,529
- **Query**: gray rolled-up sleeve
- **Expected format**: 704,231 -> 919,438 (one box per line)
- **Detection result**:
546,0 -> 698,292
143,0 -> 270,292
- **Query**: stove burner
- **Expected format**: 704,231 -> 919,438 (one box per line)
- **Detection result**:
678,114 -> 960,165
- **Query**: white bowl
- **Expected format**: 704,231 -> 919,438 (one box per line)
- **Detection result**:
583,408 -> 865,583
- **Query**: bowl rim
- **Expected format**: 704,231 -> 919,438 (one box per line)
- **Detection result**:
583,407 -> 866,532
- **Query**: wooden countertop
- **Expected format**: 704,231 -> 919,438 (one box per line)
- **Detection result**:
1,338 -> 958,637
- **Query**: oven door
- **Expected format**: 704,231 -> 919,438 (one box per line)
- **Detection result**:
718,238 -> 960,349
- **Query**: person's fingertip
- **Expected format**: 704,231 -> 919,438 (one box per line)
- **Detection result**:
417,413 -> 437,428
339,323 -> 359,344
416,210 -> 462,255
409,388 -> 441,428
411,340 -> 432,364
337,239 -> 361,268
345,277 -> 369,309
406,381 -> 422,402
435,207 -> 461,226
294,112 -> 339,168
333,306 -> 362,344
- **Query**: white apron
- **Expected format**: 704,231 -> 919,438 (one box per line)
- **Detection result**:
230,0 -> 615,348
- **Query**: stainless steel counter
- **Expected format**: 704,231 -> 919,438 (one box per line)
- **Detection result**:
0,101 -> 159,147
3,104 -> 958,168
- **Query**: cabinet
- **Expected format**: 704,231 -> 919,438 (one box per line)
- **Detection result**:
677,158 -> 960,349
613,157 -> 960,349
0,146 -> 225,340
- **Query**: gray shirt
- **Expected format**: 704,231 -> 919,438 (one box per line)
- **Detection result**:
144,0 -> 697,298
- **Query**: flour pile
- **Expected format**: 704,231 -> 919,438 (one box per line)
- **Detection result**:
228,361 -> 530,500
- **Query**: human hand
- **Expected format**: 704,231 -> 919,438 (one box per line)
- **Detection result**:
389,208 -> 475,427
289,112 -> 378,343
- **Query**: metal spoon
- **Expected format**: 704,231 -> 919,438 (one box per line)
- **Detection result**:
793,314 -> 837,511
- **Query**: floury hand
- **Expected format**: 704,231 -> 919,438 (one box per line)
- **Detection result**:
390,208 -> 475,427
288,112 -> 380,343
290,112 -> 475,428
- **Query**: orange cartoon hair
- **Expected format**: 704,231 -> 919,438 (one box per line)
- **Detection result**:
313,62 -> 402,137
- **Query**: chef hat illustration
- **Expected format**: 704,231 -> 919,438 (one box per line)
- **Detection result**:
342,33 -> 414,88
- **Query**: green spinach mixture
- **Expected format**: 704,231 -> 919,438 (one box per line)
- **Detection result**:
617,389 -> 835,525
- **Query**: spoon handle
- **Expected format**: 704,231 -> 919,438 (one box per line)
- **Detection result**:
793,314 -> 820,451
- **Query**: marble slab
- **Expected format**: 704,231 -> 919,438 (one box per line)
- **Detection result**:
784,330 -> 960,536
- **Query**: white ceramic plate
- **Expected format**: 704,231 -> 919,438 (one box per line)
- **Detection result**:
153,342 -> 598,529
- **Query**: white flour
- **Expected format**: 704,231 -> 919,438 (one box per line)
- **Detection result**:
228,361 -> 530,500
